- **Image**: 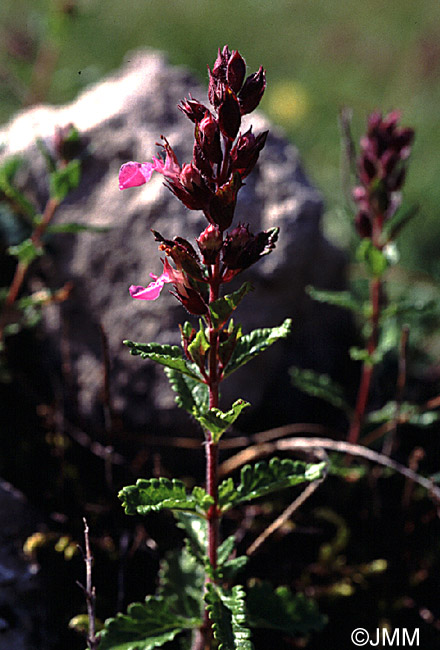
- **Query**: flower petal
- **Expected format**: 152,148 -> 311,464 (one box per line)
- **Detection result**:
119,162 -> 154,190
129,281 -> 166,301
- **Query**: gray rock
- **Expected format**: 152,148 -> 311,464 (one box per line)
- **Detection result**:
0,50 -> 350,437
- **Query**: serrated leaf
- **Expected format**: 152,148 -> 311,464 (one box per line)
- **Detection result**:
98,595 -> 199,650
8,238 -> 43,264
158,547 -> 204,620
367,401 -> 439,428
119,478 -> 212,517
49,159 -> 81,201
209,282 -> 253,330
290,366 -> 351,414
247,582 -> 326,637
306,286 -> 362,313
215,536 -> 248,580
224,318 -> 292,377
124,341 -> 203,381
174,512 -> 208,566
187,321 -> 210,368
356,239 -> 389,277
194,399 -> 250,442
218,458 -> 326,511
164,368 -> 209,415
205,584 -> 254,650
217,536 -> 236,566
46,222 -> 110,234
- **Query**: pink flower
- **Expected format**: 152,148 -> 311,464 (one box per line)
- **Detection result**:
119,139 -> 181,190
129,269 -> 171,301
128,258 -> 187,302
119,162 -> 155,190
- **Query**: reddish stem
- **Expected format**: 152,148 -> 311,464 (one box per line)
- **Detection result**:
197,257 -> 222,649
206,440 -> 219,570
206,258 -> 221,572
5,197 -> 59,308
348,216 -> 383,444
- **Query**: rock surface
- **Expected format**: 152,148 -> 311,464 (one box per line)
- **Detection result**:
0,50 -> 351,438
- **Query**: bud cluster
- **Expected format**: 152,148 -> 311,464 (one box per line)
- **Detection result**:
121,45 -> 276,316
353,111 -> 414,240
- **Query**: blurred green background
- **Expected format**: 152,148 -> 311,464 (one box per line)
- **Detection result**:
1,0 -> 440,275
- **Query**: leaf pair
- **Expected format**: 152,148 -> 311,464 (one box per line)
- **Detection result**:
98,569 -> 326,650
119,457 -> 327,519
124,315 -> 292,440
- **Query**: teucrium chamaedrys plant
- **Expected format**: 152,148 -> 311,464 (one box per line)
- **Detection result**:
98,46 -> 327,650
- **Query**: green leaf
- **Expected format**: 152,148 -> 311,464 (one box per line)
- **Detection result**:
158,547 -> 204,620
8,238 -> 43,264
290,366 -> 351,414
216,536 -> 248,580
0,156 -> 24,183
356,239 -> 389,277
173,512 -> 208,566
367,401 -> 439,428
205,584 -> 254,650
193,399 -> 250,443
187,321 -> 210,368
209,282 -> 253,330
124,341 -> 203,381
98,595 -> 199,650
224,318 -> 292,377
217,536 -> 236,566
45,222 -> 110,234
36,137 -> 57,173
306,286 -> 363,313
0,157 -> 36,218
164,368 -> 209,415
219,555 -> 249,581
349,346 -> 383,365
218,457 -> 326,511
383,203 -> 419,241
119,478 -> 213,517
49,159 -> 81,201
247,582 -> 326,637
218,320 -> 242,367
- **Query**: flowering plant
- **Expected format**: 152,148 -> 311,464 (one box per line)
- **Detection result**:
97,46 -> 327,650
